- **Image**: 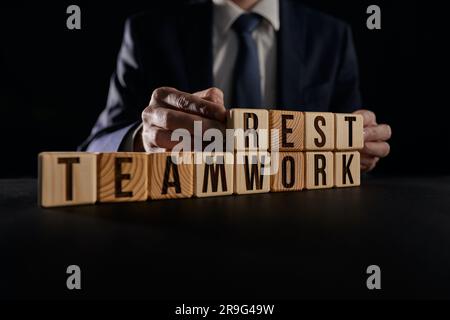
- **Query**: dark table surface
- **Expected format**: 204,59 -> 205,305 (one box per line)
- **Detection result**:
1,176 -> 450,300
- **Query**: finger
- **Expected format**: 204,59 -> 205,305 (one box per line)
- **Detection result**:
360,163 -> 369,172
361,161 -> 377,173
147,106 -> 225,134
354,109 -> 377,126
364,124 -> 392,142
142,126 -> 179,150
152,87 -> 226,122
193,87 -> 224,105
362,141 -> 390,158
360,155 -> 379,172
361,155 -> 379,167
145,146 -> 168,153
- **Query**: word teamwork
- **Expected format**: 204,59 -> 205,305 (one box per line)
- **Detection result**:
38,109 -> 364,207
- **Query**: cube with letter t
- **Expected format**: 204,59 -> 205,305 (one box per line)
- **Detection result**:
38,152 -> 97,207
335,113 -> 364,150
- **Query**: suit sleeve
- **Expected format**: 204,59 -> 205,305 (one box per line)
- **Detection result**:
330,25 -> 362,113
79,18 -> 147,151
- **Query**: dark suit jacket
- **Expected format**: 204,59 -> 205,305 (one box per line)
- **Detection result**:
80,0 -> 361,151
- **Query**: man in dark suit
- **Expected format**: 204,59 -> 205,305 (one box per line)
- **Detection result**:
81,0 -> 391,172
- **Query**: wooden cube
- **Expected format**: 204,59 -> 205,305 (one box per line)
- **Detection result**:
305,152 -> 334,189
97,152 -> 148,202
149,152 -> 194,200
335,113 -> 364,150
334,151 -> 360,187
227,108 -> 269,151
38,152 -> 97,207
194,152 -> 234,198
270,152 -> 304,192
304,112 -> 335,151
269,110 -> 304,151
234,151 -> 271,194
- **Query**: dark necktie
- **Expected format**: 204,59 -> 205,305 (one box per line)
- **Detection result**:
231,13 -> 262,108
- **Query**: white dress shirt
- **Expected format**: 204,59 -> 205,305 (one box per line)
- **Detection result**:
212,0 -> 280,108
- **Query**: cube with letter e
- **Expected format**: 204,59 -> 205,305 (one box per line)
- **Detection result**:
97,152 -> 148,202
269,110 -> 304,151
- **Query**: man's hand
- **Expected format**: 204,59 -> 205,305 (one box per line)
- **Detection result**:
136,87 -> 227,152
353,109 -> 392,172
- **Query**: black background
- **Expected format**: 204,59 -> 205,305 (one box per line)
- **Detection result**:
0,0 -> 433,177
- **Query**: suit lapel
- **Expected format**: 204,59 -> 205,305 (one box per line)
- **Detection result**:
277,0 -> 306,109
179,0 -> 214,93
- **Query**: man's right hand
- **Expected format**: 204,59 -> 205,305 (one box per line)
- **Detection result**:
135,87 -> 227,152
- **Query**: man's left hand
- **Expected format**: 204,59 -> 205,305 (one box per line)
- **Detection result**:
353,109 -> 392,172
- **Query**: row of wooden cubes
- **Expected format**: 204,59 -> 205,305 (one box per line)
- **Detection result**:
229,109 -> 364,151
39,151 -> 360,207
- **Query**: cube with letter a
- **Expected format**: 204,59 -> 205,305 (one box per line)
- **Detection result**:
148,152 -> 194,200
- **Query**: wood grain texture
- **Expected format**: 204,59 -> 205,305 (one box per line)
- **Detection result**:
304,112 -> 335,151
227,108 -> 269,151
149,152 -> 194,200
194,152 -> 234,198
269,110 -> 304,151
97,152 -> 148,202
234,151 -> 271,194
335,113 -> 364,150
270,152 -> 304,192
305,152 -> 334,190
38,152 -> 97,207
334,151 -> 360,187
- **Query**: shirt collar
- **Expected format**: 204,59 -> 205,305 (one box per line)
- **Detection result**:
213,0 -> 280,35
